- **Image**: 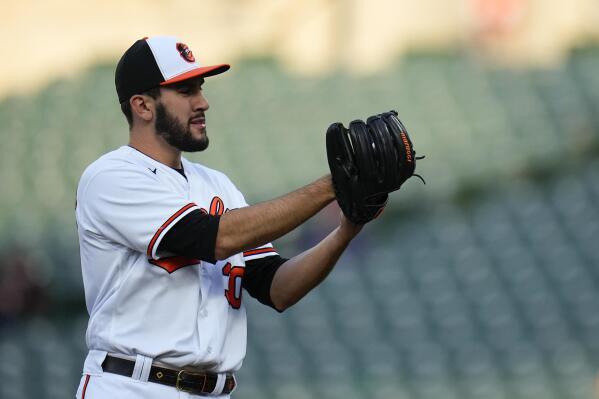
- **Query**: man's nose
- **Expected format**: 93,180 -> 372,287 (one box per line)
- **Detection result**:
193,92 -> 209,111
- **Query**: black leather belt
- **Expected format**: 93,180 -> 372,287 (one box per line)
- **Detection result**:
101,355 -> 236,395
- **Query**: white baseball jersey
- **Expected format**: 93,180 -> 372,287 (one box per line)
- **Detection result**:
76,146 -> 277,374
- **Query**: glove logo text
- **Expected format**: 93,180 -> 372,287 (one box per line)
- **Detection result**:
400,132 -> 413,163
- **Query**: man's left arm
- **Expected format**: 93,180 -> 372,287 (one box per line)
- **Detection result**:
267,214 -> 362,312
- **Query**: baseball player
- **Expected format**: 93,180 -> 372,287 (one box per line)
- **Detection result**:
74,35 -> 364,398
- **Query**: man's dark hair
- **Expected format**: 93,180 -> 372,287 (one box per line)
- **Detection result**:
120,87 -> 162,128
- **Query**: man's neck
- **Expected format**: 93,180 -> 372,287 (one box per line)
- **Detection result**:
129,128 -> 182,169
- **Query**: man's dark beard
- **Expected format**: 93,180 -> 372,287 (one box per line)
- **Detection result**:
155,103 -> 209,152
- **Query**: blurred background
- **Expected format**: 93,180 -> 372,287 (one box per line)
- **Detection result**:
1,0 -> 599,398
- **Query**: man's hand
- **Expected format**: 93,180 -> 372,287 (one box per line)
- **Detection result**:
326,110 -> 424,224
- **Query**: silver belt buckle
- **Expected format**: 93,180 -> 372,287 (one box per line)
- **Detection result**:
176,369 -> 206,393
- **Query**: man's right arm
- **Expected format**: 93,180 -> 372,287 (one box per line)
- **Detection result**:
214,175 -> 335,260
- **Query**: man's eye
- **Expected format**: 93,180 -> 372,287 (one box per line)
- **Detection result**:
178,88 -> 191,94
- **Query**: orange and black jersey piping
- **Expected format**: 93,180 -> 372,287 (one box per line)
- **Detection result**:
159,210 -> 287,310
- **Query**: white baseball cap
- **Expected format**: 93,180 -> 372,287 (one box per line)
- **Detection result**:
115,36 -> 230,103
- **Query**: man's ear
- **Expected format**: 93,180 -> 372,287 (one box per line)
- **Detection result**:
130,94 -> 156,123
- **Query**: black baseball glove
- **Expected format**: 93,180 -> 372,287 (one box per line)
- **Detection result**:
326,110 -> 424,224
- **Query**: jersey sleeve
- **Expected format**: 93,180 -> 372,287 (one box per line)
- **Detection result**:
243,245 -> 279,261
157,210 -> 220,263
77,167 -> 202,260
243,254 -> 288,311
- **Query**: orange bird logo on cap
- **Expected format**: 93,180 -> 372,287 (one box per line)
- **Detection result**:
176,43 -> 195,63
